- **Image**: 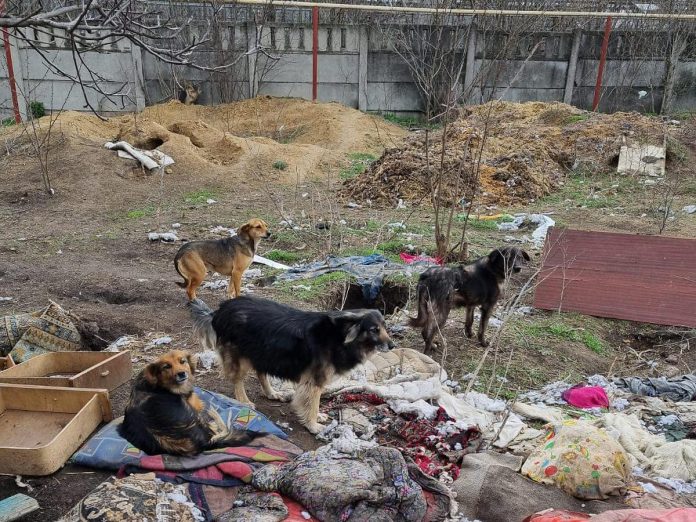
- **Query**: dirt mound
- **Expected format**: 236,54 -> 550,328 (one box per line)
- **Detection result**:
341,101 -> 667,207
142,96 -> 404,153
0,97 -> 403,182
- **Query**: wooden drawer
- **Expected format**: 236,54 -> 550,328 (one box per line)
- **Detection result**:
0,384 -> 112,475
0,351 -> 132,391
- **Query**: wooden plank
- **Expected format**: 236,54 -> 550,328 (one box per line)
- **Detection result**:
0,351 -> 132,392
71,351 -> 132,391
534,228 -> 696,327
0,494 -> 40,522
0,384 -> 112,421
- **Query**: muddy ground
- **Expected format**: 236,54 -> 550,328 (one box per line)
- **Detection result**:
0,97 -> 695,520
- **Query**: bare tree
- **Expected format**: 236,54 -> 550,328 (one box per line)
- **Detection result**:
0,0 -> 275,117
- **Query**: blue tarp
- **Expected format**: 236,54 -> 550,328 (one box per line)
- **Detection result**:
275,254 -> 433,302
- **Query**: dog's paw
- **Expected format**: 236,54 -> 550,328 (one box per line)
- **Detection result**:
465,329 -> 473,338
306,422 -> 326,435
479,339 -> 489,347
317,412 -> 329,423
265,390 -> 292,402
242,401 -> 256,409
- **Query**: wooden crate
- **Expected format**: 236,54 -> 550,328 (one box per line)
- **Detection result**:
0,384 -> 112,476
0,355 -> 14,371
0,351 -> 131,391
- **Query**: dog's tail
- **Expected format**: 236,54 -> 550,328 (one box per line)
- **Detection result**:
174,255 -> 187,288
189,298 -> 218,352
211,428 -> 263,449
408,283 -> 428,328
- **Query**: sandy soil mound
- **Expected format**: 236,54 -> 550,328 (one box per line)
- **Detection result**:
341,101 -> 668,207
0,97 -> 404,183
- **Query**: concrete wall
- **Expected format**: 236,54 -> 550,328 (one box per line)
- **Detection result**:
2,21 -> 696,119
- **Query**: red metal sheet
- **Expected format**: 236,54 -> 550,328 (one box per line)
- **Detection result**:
533,228 -> 696,327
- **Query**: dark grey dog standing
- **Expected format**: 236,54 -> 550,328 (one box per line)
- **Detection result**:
410,247 -> 530,353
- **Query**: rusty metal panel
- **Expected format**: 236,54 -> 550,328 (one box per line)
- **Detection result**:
533,228 -> 696,327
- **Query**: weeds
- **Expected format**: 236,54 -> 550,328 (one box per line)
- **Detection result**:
339,152 -> 376,180
276,272 -> 352,301
264,249 -> 302,264
565,114 -> 590,125
381,113 -> 440,129
272,160 -> 288,170
126,205 -> 156,219
523,321 -> 606,354
184,189 -> 217,204
457,214 -> 514,230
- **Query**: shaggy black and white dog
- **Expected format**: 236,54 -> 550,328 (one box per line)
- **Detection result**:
410,247 -> 530,353
189,296 -> 393,433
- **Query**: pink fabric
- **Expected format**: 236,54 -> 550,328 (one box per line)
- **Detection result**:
561,385 -> 609,409
399,253 -> 443,265
525,509 -> 696,522
592,508 -> 696,522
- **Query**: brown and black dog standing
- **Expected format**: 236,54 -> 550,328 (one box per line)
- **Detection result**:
174,218 -> 270,300
410,247 -> 530,353
119,349 -> 258,456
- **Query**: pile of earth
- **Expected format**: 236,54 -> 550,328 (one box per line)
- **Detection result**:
341,101 -> 669,207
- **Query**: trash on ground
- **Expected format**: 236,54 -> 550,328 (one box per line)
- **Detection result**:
275,254 -> 426,302
104,141 -> 174,170
617,143 -> 666,177
0,493 -> 40,522
193,350 -> 219,371
399,252 -> 443,265
497,213 -> 555,248
147,231 -> 178,242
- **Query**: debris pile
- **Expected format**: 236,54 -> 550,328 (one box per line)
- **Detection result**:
342,101 -> 669,208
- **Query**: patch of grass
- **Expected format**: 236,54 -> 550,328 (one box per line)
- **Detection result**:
524,321 -> 606,354
126,205 -> 155,219
1,117 -> 15,127
272,160 -> 288,170
340,152 -> 377,180
184,189 -> 217,205
580,331 -> 605,354
276,272 -> 353,301
375,239 -> 404,254
457,214 -> 514,230
565,114 -> 590,124
264,249 -> 302,264
364,219 -> 381,232
381,113 -> 440,130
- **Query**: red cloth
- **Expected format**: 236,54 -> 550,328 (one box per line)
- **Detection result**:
399,253 -> 443,265
525,508 -> 696,522
561,385 -> 610,409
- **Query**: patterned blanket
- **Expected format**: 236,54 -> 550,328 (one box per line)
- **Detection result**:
72,388 -> 298,486
1,301 -> 81,361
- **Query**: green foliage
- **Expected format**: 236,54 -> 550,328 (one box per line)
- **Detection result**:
339,152 -> 376,180
272,160 -> 288,170
29,101 -> 46,119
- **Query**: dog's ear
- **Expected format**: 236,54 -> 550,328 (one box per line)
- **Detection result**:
344,322 -> 361,345
488,248 -> 503,265
187,353 -> 197,374
143,362 -> 159,386
238,223 -> 252,237
521,250 -> 531,262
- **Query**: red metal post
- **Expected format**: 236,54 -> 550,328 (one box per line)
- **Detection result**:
592,16 -> 612,112
312,6 -> 318,102
0,0 -> 21,123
